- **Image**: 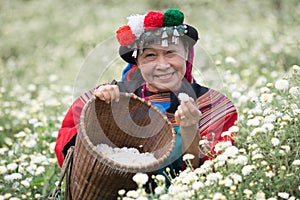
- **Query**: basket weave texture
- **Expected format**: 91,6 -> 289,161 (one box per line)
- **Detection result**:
71,93 -> 175,199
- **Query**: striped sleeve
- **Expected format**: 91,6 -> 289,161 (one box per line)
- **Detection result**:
197,89 -> 238,161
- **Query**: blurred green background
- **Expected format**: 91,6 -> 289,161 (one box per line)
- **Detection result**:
1,0 -> 300,197
1,0 -> 299,89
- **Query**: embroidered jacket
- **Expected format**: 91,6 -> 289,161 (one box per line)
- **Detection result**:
55,80 -> 238,168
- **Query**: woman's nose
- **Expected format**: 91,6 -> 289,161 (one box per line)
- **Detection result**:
156,56 -> 170,69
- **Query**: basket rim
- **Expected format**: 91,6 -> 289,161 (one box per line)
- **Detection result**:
78,92 -> 176,172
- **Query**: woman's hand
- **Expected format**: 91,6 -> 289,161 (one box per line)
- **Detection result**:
175,97 -> 202,127
175,97 -> 202,168
94,85 -> 120,104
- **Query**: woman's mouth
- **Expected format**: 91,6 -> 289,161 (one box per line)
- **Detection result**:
155,72 -> 175,80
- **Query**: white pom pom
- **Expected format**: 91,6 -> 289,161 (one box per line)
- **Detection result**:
178,93 -> 190,102
127,14 -> 145,39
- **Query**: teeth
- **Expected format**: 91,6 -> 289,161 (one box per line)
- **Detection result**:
159,74 -> 170,78
157,72 -> 173,78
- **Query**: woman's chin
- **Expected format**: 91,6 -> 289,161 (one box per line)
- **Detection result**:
151,82 -> 182,92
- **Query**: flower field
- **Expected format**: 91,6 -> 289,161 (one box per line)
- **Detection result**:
0,0 -> 299,199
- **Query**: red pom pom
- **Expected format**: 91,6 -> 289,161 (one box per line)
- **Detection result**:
144,11 -> 164,31
116,25 -> 136,46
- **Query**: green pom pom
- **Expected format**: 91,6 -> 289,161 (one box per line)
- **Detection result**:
164,8 -> 184,26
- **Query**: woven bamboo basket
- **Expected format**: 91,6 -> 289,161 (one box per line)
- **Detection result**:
70,93 -> 176,200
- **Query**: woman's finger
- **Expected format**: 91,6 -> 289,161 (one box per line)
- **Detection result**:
94,85 -> 119,103
180,98 -> 202,122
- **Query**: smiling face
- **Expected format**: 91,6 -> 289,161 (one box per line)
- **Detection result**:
136,41 -> 188,92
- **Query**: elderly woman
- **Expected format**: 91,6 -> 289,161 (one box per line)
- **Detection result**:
55,9 -> 238,180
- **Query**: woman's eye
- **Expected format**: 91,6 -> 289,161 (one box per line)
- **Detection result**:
145,53 -> 156,58
166,50 -> 176,54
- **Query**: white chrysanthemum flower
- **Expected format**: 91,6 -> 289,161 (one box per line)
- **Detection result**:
292,109 -> 300,115
265,171 -> 275,178
242,165 -> 256,176
49,142 -> 56,153
223,145 -> 239,157
24,139 -> 37,148
243,189 -> 253,196
224,177 -> 233,187
260,87 -> 270,93
234,155 -> 248,166
280,145 -> 291,153
7,163 -> 18,171
262,123 -> 274,132
192,181 -> 204,190
183,154 -> 195,161
35,166 -> 45,175
263,107 -> 273,115
250,127 -> 264,136
221,131 -> 231,137
292,65 -> 300,75
10,197 -> 21,200
282,114 -> 292,122
21,180 -> 30,188
0,166 -> 7,174
271,138 -> 280,146
4,173 -> 22,181
216,154 -> 228,162
154,186 -> 165,195
31,155 -> 48,164
118,189 -> 126,196
214,141 -> 232,153
155,174 -> 165,182
225,56 -> 236,64
199,139 -> 209,146
256,76 -> 267,85
127,14 -> 145,39
0,147 -> 8,155
15,131 -> 26,138
292,160 -> 300,166
206,172 -> 223,183
195,160 -> 213,174
255,191 -> 266,200
289,86 -> 300,97
136,197 -> 148,200
290,103 -> 299,110
278,192 -> 289,199
132,173 -> 148,185
252,153 -> 264,161
168,185 -> 183,195
230,173 -> 242,183
264,114 -> 276,123
260,93 -> 273,103
231,91 -> 241,99
228,126 -> 239,133
51,131 -> 59,138
126,190 -> 139,198
28,118 -> 38,124
26,164 -> 37,175
178,93 -> 190,102
247,117 -> 261,127
251,148 -> 261,157
275,79 -> 289,90
159,194 -> 170,200
214,160 -> 226,168
212,192 -> 226,200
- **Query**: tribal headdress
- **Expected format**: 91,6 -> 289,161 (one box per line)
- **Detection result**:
116,8 -> 199,83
